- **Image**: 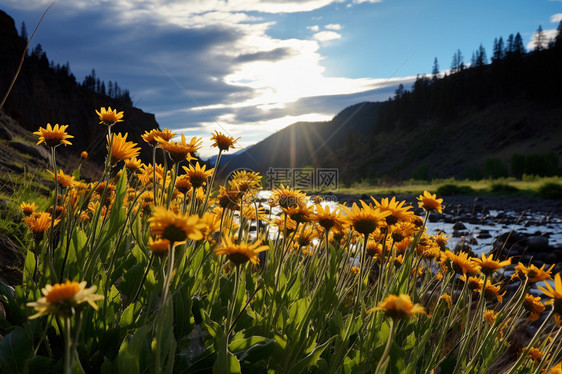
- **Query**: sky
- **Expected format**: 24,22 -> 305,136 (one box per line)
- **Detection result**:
1,0 -> 561,159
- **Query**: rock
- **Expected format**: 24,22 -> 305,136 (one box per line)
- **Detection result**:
527,236 -> 549,252
453,230 -> 468,238
477,232 -> 492,239
0,125 -> 13,140
453,221 -> 466,230
454,240 -> 472,254
9,141 -> 50,160
0,236 -> 23,286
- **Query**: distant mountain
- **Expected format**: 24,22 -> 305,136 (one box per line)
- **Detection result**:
0,9 -> 161,167
220,36 -> 562,184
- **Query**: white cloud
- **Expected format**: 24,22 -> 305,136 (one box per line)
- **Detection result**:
551,13 -> 562,23
325,23 -> 342,30
313,30 -> 342,42
352,0 -> 383,3
526,29 -> 558,50
307,25 -> 320,32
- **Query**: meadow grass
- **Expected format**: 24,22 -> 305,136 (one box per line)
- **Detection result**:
0,109 -> 560,374
331,176 -> 562,197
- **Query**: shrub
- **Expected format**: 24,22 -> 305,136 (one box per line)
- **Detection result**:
490,182 -> 519,194
436,183 -> 475,196
537,182 -> 562,199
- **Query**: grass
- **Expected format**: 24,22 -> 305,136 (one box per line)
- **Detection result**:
327,176 -> 562,197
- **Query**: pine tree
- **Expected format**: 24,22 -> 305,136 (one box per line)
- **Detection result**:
506,34 -> 514,55
556,20 -> 562,48
20,21 -> 28,42
475,44 -> 487,66
492,37 -> 505,62
432,57 -> 439,79
450,50 -> 464,73
394,84 -> 404,99
513,33 -> 525,55
534,25 -> 545,51
451,52 -> 458,72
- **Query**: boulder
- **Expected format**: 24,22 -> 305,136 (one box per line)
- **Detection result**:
0,236 -> 23,285
526,236 -> 549,253
9,141 -> 50,160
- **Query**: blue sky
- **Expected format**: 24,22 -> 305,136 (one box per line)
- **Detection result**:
1,0 -> 560,158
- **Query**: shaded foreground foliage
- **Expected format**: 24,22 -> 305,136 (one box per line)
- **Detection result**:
0,108 -> 561,374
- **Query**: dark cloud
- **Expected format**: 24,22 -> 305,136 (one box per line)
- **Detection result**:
235,47 -> 296,62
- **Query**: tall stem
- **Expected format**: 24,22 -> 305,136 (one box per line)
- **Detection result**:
64,316 -> 72,374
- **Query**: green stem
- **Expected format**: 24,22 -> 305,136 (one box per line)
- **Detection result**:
131,253 -> 155,304
375,318 -> 396,374
64,316 -> 72,374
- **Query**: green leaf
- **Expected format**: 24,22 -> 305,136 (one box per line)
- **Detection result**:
228,336 -> 276,363
173,284 -> 193,343
213,350 -> 241,374
0,327 -> 33,373
23,251 -> 36,283
117,325 -> 152,374
294,336 -> 336,370
119,302 -> 140,327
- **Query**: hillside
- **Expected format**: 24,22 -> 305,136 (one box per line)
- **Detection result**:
0,9 -> 161,168
220,37 -> 562,185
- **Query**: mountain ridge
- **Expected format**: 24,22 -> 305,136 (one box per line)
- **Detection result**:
220,40 -> 562,184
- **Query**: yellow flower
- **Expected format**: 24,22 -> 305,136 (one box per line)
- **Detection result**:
460,274 -> 483,293
446,251 -> 481,276
351,266 -> 360,275
27,280 -> 103,318
23,212 -> 60,241
311,195 -> 323,204
341,200 -> 391,236
483,310 -> 497,325
514,263 -> 554,283
547,361 -> 562,374
210,130 -> 240,152
523,294 -> 545,321
175,175 -> 193,194
182,162 -> 214,189
142,128 -> 176,146
34,123 -> 73,148
483,281 -> 505,303
228,170 -> 262,195
47,170 -> 75,189
371,196 -> 414,226
283,204 -> 314,224
312,204 -> 345,232
20,201 -> 38,216
215,236 -> 269,266
108,133 -> 140,165
527,347 -> 544,366
367,294 -> 426,321
149,237 -> 170,256
473,253 -> 511,276
157,134 -> 202,163
417,191 -> 443,213
96,106 -> 124,125
124,158 -> 143,172
149,207 -> 205,244
538,273 -> 562,315
270,184 -> 306,209
80,151 -> 88,159
439,293 -> 452,309
200,212 -> 222,241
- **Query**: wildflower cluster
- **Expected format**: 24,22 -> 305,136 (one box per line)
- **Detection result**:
4,106 -> 561,373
